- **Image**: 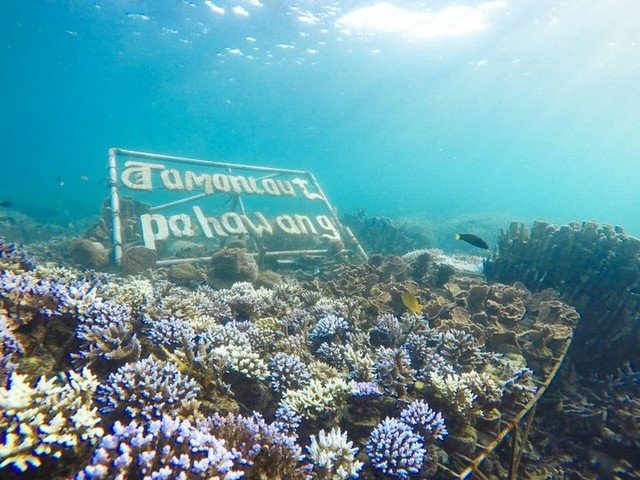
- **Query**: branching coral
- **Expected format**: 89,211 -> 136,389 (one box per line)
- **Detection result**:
71,299 -> 141,368
76,415 -> 243,480
307,427 -> 363,479
154,285 -> 232,328
400,400 -> 448,442
202,412 -> 311,479
214,344 -> 269,381
351,381 -> 382,398
370,313 -> 403,347
366,418 -> 426,478
373,347 -> 416,397
1,311 -> 22,382
437,328 -> 487,369
428,371 -> 478,418
0,368 -> 103,471
269,352 -> 311,394
282,378 -> 352,420
219,282 -> 273,320
308,314 -> 350,348
96,356 -> 201,420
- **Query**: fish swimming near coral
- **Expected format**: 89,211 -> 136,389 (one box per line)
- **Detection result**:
455,233 -> 489,250
401,292 -> 422,315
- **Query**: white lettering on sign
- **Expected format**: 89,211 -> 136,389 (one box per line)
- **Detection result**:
139,207 -> 342,251
120,161 -> 325,201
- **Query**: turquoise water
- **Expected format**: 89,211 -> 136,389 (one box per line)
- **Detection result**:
2,0 -> 639,235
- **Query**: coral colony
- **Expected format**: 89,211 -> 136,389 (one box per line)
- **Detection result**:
7,220 -> 628,480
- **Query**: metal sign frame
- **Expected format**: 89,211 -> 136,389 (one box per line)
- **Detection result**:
108,148 -> 368,266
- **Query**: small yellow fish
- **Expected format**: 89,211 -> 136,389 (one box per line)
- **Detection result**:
401,292 -> 422,315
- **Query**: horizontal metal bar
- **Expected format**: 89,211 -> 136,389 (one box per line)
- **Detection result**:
154,249 -> 334,266
112,148 -> 309,175
150,193 -> 208,211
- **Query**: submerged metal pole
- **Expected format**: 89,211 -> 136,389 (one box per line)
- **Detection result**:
108,148 -> 124,265
306,172 -> 368,262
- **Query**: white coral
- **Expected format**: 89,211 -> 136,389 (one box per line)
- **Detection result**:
307,427 -> 363,479
283,378 -> 352,419
0,368 -> 103,471
213,344 -> 268,381
428,371 -> 478,417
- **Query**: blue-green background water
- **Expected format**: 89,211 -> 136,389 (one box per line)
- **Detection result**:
1,0 -> 639,239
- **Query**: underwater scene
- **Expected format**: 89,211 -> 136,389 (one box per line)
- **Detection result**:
1,1 -> 640,479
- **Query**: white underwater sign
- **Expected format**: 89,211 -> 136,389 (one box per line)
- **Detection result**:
107,148 -> 367,266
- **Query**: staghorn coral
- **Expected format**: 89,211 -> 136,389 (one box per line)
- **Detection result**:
0,237 -> 35,272
100,276 -> 154,312
502,367 -> 537,404
95,356 -> 201,420
351,381 -> 382,398
308,314 -> 350,348
1,311 -> 23,382
428,371 -> 478,418
202,412 -> 311,479
274,403 -> 302,433
269,352 -> 311,394
70,299 -> 141,368
219,281 -> 273,320
154,285 -> 232,328
403,332 -> 436,369
373,347 -> 415,397
143,315 -> 196,349
370,313 -> 403,347
316,341 -> 350,369
307,427 -> 363,479
366,417 -> 426,478
282,378 -> 352,420
342,344 -> 375,381
213,344 -> 269,381
76,415 -> 243,480
400,400 -> 448,442
0,368 -> 103,471
436,328 -> 487,370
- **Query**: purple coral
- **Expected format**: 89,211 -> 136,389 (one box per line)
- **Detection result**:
1,313 -> 23,382
71,299 -> 140,367
352,382 -> 383,398
370,313 -> 403,347
274,403 -> 302,433
309,314 -> 350,347
402,332 -> 435,368
96,356 -> 200,420
366,418 -> 426,478
144,315 -> 195,348
400,400 -> 448,442
76,415 -> 243,480
202,412 -> 311,479
0,238 -> 35,270
374,347 -> 415,396
269,352 -> 311,394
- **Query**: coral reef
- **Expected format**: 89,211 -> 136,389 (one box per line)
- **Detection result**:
0,234 -> 582,478
366,418 -> 426,478
485,220 -> 640,373
95,356 -> 201,420
0,368 -> 103,471
307,427 -> 363,479
209,247 -> 259,287
342,210 -> 434,255
76,415 -> 243,480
